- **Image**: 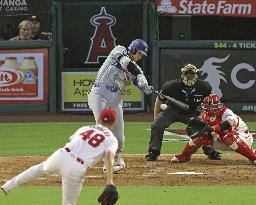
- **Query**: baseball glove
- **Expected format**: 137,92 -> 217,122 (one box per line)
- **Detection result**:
98,184 -> 119,205
186,117 -> 214,139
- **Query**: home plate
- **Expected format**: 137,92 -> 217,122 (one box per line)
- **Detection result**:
168,172 -> 203,175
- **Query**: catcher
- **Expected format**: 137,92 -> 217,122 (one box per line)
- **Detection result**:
1,109 -> 119,205
171,94 -> 256,164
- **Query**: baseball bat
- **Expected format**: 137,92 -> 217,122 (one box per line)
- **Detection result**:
116,55 -> 145,79
126,55 -> 144,75
154,90 -> 190,111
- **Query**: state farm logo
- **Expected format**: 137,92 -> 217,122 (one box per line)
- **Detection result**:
157,0 -> 177,13
156,0 -> 253,16
0,69 -> 24,87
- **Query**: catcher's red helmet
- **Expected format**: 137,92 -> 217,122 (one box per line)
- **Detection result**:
202,94 -> 224,116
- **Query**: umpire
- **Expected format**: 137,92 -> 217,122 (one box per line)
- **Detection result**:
146,64 -> 221,161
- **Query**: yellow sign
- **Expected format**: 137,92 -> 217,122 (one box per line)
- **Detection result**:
62,72 -> 144,111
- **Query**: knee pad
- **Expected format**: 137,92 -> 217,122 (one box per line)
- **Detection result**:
221,133 -> 238,150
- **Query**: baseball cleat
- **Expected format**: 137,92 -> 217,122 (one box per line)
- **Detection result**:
146,150 -> 160,161
207,151 -> 222,160
171,154 -> 190,163
103,158 -> 125,173
113,157 -> 125,172
1,186 -> 8,195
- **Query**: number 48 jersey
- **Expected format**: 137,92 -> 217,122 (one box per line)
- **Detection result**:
64,124 -> 118,168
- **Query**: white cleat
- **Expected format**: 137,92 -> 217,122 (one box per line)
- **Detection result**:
103,157 -> 125,173
113,157 -> 125,172
170,156 -> 180,163
171,154 -> 190,163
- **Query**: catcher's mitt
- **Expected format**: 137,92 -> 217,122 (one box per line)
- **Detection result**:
186,117 -> 214,139
98,184 -> 118,205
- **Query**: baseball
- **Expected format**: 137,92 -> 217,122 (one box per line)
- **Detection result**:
160,104 -> 168,110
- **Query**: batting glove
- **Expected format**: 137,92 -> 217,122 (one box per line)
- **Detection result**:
137,74 -> 148,88
143,85 -> 154,95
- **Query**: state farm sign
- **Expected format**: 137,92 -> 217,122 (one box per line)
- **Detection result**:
156,0 -> 256,17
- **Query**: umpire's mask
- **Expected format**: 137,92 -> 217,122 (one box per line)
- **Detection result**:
181,64 -> 198,86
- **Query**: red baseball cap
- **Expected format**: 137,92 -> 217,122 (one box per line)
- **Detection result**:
99,108 -> 116,123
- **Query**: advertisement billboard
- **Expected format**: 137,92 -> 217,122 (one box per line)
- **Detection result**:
159,48 -> 256,111
61,72 -> 144,112
0,48 -> 48,104
156,0 -> 256,17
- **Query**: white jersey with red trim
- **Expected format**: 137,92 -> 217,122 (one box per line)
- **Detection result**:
202,108 -> 253,150
222,109 -> 248,134
65,124 -> 118,168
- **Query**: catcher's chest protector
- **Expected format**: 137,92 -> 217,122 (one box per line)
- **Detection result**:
202,113 -> 222,126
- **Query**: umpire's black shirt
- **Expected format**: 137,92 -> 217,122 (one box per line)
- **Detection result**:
159,79 -> 212,114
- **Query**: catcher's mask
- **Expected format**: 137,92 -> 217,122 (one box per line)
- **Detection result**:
181,64 -> 198,86
202,94 -> 224,116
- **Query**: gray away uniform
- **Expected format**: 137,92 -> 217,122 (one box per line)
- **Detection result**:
88,45 -> 136,155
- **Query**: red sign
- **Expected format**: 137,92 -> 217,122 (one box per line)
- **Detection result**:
156,0 -> 256,16
0,49 -> 48,104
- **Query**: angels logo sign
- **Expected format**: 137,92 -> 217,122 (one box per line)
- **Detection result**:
85,7 -> 116,64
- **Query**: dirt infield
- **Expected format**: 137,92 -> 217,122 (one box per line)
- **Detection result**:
1,154 -> 256,186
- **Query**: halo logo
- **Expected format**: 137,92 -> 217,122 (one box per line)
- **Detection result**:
85,7 -> 116,64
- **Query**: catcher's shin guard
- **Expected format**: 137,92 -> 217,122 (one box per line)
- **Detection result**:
180,142 -> 198,156
171,142 -> 197,163
171,141 -> 198,163
179,136 -> 214,156
221,132 -> 256,164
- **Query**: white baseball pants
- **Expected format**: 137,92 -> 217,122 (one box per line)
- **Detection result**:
2,149 -> 88,205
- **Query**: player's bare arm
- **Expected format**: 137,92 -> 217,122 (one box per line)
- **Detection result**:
104,150 -> 115,185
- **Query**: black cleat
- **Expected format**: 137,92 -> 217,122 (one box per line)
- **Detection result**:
207,151 -> 222,160
146,150 -> 160,161
202,146 -> 221,160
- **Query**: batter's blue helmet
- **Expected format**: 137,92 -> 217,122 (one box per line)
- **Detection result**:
128,39 -> 148,56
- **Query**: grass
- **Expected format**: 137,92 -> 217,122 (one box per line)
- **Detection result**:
0,121 -> 255,156
1,185 -> 256,205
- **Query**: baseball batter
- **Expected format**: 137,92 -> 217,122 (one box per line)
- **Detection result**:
171,94 -> 255,163
88,39 -> 153,172
1,109 -> 118,205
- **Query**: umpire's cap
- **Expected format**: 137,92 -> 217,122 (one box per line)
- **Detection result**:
100,109 -> 116,123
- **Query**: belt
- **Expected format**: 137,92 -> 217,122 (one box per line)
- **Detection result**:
64,147 -> 84,165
